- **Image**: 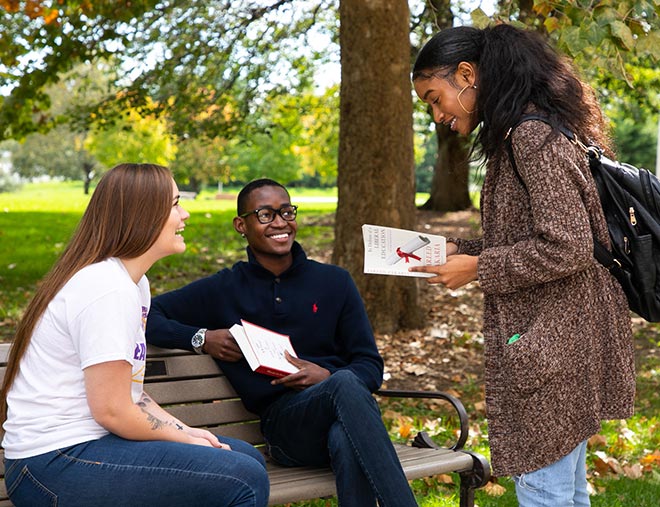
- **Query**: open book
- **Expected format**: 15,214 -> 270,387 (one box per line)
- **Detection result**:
362,224 -> 446,277
229,320 -> 299,378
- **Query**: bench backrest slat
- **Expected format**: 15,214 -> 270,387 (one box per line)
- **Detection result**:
145,377 -> 239,404
145,354 -> 226,380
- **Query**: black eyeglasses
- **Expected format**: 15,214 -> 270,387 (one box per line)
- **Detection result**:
239,205 -> 298,224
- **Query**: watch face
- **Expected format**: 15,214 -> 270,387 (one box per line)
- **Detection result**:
192,330 -> 205,349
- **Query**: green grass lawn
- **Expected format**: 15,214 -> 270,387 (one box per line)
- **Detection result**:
1,181 -> 659,505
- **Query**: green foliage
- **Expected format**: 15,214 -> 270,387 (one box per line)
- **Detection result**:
471,1 -> 660,106
611,115 -> 658,170
170,136 -> 229,193
414,129 -> 436,194
0,0 -> 161,139
84,103 -> 176,169
224,86 -> 339,185
0,0 -> 336,142
7,125 -> 96,181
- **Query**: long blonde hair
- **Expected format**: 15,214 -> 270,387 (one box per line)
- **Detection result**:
1,163 -> 173,423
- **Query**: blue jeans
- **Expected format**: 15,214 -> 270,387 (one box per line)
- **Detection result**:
260,370 -> 416,507
4,433 -> 269,507
513,439 -> 589,507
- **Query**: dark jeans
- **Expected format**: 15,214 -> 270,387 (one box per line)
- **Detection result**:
4,434 -> 269,507
261,370 -> 417,507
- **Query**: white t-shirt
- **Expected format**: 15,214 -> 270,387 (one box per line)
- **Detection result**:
2,258 -> 150,459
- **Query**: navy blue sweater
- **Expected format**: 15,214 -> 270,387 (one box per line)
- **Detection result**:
146,242 -> 383,415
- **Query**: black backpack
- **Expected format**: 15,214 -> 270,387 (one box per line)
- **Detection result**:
506,114 -> 660,322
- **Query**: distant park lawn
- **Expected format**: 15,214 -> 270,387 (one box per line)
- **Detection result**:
1,181 -> 659,506
0,181 -> 341,340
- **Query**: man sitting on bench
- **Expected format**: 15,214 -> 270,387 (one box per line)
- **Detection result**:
146,178 -> 418,507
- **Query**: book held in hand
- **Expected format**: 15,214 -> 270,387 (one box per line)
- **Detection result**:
362,224 -> 446,277
229,320 -> 299,378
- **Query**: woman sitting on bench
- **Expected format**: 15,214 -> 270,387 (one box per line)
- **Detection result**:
0,164 -> 269,507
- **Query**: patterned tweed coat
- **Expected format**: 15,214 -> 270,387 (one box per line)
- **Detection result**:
454,119 -> 635,476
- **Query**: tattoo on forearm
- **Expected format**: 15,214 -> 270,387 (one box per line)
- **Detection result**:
145,412 -> 167,430
137,392 -> 180,431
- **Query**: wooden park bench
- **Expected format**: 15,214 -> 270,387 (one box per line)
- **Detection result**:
0,344 -> 491,506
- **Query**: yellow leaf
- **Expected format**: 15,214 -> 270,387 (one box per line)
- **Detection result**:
640,450 -> 660,466
544,17 -> 560,34
533,0 -> 554,17
43,8 -> 58,25
483,481 -> 506,496
435,474 -> 454,484
398,418 -> 413,439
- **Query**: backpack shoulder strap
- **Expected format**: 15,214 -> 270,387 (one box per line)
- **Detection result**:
505,114 -> 576,190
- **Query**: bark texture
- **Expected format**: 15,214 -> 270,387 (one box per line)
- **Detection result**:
334,0 -> 424,334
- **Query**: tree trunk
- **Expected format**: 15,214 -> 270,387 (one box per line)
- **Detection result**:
83,162 -> 94,195
418,0 -> 472,212
334,0 -> 424,334
420,123 -> 472,211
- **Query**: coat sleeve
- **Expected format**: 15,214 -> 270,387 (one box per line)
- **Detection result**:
478,121 -> 595,295
450,237 -> 484,256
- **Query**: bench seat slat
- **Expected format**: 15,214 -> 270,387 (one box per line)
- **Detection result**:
265,444 -> 473,505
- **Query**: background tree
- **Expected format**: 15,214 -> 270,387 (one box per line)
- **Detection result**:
223,85 -> 339,185
171,136 -> 229,194
7,126 -> 96,191
412,0 -> 473,212
333,0 -> 423,333
84,102 -> 176,174
0,0 -> 335,142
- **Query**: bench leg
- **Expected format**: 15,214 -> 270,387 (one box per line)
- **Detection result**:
458,451 -> 491,507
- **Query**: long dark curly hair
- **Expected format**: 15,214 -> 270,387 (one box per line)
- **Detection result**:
413,24 -> 612,160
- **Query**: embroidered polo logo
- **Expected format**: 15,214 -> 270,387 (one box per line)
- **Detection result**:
312,303 -> 318,313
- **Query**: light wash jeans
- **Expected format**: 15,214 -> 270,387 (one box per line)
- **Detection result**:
260,369 -> 417,507
513,439 -> 589,507
4,434 -> 269,507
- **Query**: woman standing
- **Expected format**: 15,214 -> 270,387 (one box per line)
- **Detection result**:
1,164 -> 269,507
410,25 -> 635,506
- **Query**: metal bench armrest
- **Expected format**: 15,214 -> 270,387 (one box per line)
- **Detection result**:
376,389 -> 469,451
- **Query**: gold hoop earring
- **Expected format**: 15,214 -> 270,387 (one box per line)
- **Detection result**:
456,85 -> 476,114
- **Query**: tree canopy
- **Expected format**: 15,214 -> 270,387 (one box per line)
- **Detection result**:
0,0 -> 336,141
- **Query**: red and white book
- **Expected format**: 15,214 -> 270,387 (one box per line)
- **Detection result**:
229,320 -> 299,378
362,224 -> 446,277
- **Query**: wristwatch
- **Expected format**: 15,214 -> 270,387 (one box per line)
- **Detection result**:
191,328 -> 207,354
